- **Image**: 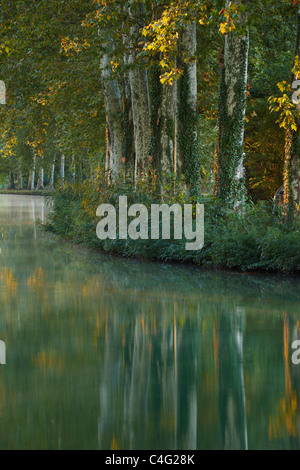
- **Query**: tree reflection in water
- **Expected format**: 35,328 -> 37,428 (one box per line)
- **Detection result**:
0,195 -> 299,449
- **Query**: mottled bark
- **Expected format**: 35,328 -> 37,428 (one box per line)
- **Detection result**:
8,170 -> 15,189
128,2 -> 151,180
283,9 -> 300,219
215,1 -> 249,207
28,155 -> 36,190
290,149 -> 300,206
49,160 -> 55,189
70,156 -> 76,182
104,124 -> 111,180
122,74 -> 135,173
17,171 -> 22,190
129,69 -> 151,180
161,84 -> 176,174
60,154 -> 65,181
101,50 -> 124,181
36,167 -> 44,190
177,21 -> 199,193
152,67 -> 176,176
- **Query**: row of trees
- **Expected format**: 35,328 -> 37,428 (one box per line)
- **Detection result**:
0,0 -> 300,213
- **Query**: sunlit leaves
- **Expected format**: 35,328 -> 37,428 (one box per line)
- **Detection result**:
269,55 -> 300,131
268,86 -> 298,131
292,55 -> 300,80
142,0 -> 208,84
219,4 -> 238,35
61,37 -> 90,55
0,134 -> 18,159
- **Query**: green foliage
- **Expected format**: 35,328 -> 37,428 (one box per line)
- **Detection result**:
47,180 -> 300,274
245,98 -> 285,200
2,0 -> 300,276
142,0 -> 209,84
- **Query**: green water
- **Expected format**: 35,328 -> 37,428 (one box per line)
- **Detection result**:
0,194 -> 300,450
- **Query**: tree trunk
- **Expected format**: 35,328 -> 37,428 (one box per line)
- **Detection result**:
36,167 -> 44,190
214,0 -> 249,208
8,170 -> 15,189
152,67 -> 176,177
283,9 -> 300,220
100,49 -> 124,181
60,154 -> 65,181
49,160 -> 55,189
104,124 -> 111,182
122,74 -> 135,175
70,156 -> 76,182
17,171 -> 22,190
160,83 -> 176,175
129,67 -> 151,180
177,21 -> 199,194
128,2 -> 151,180
28,155 -> 36,190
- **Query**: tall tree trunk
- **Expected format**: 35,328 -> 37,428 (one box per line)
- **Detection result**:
8,170 -> 15,189
128,2 -> 151,180
177,21 -> 199,194
36,166 -> 44,190
100,49 -> 124,181
283,9 -> 300,220
122,74 -> 135,175
17,171 -> 23,190
60,154 -> 65,181
49,159 -> 55,189
152,67 -> 176,177
104,124 -> 111,182
28,154 -> 36,190
214,1 -> 249,208
160,83 -> 176,175
70,156 -> 76,182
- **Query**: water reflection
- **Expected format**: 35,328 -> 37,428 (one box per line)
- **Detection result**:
217,310 -> 248,450
0,195 -> 300,449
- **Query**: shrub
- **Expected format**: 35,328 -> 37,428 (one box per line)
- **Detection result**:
46,171 -> 300,274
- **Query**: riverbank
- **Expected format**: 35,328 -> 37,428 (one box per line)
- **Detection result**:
0,189 -> 52,196
44,177 -> 300,275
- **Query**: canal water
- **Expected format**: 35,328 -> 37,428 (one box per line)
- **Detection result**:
0,194 -> 300,450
